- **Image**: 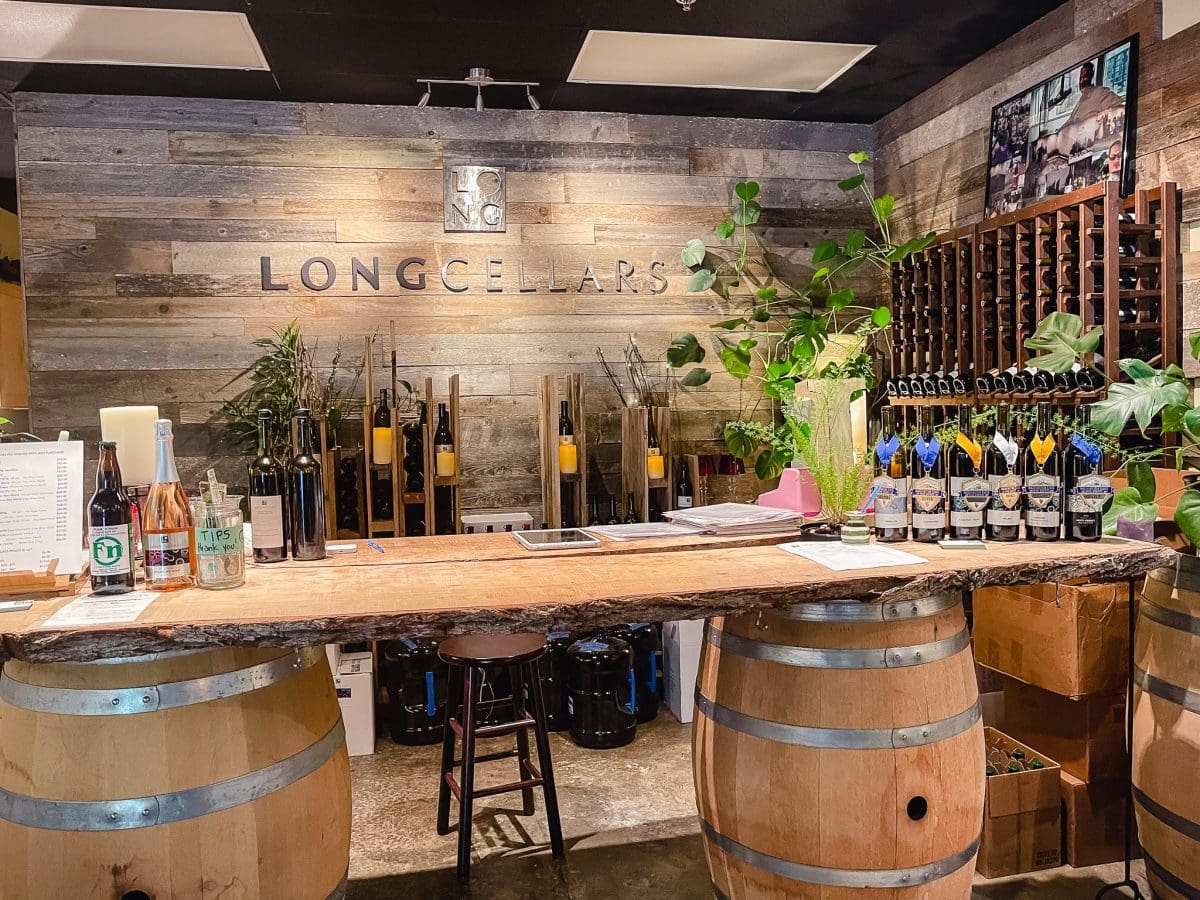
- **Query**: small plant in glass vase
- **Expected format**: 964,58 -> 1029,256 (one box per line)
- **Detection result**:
1021,311 -> 1200,546
665,151 -> 936,527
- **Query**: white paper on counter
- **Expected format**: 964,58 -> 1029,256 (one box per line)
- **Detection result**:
0,441 -> 85,575
37,590 -> 161,629
586,523 -> 704,541
778,541 -> 928,571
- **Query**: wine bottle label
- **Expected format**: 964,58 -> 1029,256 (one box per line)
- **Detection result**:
249,495 -> 285,549
873,475 -> 908,528
144,530 -> 191,579
1025,473 -> 1061,527
436,446 -> 456,477
950,476 -> 990,527
987,473 -> 1023,526
911,476 -> 945,529
89,524 -> 133,576
1068,474 -> 1113,513
676,495 -> 694,509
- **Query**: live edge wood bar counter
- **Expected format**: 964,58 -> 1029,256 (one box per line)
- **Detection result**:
0,535 -> 1174,900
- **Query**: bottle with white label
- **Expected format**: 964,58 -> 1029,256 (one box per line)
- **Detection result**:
248,408 -> 287,563
908,405 -> 946,543
142,419 -> 196,590
873,406 -> 908,542
1065,404 -> 1111,542
676,459 -> 694,509
88,441 -> 135,594
1024,400 -> 1061,541
949,403 -> 988,541
985,403 -> 1022,542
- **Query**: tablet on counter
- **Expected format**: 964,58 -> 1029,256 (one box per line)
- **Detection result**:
513,529 -> 601,551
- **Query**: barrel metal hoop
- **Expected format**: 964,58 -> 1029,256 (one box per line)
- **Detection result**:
769,593 -> 960,623
325,871 -> 349,900
705,623 -> 970,670
700,819 -> 981,889
1133,784 -> 1200,843
0,718 -> 345,831
1142,847 -> 1200,899
0,647 -> 324,716
1133,666 -> 1200,716
695,690 -> 981,749
1141,599 -> 1200,636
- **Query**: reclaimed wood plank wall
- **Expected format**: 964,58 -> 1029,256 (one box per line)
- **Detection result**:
874,0 -> 1200,371
15,93 -> 873,514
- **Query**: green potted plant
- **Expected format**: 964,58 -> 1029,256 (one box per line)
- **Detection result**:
1021,311 -> 1200,547
664,151 -> 936,526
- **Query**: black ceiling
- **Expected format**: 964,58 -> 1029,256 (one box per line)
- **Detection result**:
2,0 -> 1068,121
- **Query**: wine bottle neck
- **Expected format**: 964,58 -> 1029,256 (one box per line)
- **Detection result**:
96,447 -> 124,492
154,435 -> 180,485
257,417 -> 271,456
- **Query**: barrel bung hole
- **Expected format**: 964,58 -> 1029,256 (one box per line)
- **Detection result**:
906,796 -> 929,821
121,892 -> 152,900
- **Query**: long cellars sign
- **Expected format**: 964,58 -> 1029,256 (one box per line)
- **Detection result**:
259,255 -> 671,294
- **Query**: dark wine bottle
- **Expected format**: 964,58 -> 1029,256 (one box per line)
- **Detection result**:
948,404 -> 987,541
248,409 -> 288,563
587,496 -> 602,527
289,408 -> 326,560
1024,401 -> 1061,541
985,403 -> 1022,542
909,406 -> 946,543
606,496 -> 620,526
873,406 -> 908,543
624,491 -> 639,524
676,459 -> 694,510
1065,405 -> 1110,542
88,441 -> 136,594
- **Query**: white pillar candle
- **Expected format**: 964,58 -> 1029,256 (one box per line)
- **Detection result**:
850,393 -> 868,463
99,405 -> 160,486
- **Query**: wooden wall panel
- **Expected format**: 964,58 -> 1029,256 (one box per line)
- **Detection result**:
15,93 -> 874,514
874,0 -> 1200,375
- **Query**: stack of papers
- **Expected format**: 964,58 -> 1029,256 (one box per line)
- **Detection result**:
586,522 -> 704,541
663,502 -> 805,535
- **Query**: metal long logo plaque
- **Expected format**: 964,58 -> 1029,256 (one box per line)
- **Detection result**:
444,165 -> 506,233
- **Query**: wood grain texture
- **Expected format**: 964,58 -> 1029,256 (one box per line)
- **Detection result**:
0,536 -> 1175,663
14,93 -> 875,519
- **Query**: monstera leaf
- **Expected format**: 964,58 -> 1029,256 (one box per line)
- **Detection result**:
1023,313 -> 1103,372
1175,489 -> 1200,547
1091,361 -> 1189,435
1104,487 -> 1158,535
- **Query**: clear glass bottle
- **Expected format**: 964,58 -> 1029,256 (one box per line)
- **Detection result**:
142,419 -> 196,590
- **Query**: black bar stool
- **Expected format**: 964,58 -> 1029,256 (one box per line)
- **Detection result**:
436,632 -> 565,882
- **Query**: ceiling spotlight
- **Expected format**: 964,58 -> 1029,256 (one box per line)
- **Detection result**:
677,0 -> 697,9
413,68 -> 541,110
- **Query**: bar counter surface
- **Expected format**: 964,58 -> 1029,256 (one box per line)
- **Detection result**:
0,532 -> 1176,663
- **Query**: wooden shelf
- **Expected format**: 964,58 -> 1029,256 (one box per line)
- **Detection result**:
1086,224 -> 1160,236
1086,257 -> 1160,267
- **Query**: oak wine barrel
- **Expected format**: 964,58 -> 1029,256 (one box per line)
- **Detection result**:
694,594 -> 985,899
0,646 -> 351,900
1134,556 -> 1200,899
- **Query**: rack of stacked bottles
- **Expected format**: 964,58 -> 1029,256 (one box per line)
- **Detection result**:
870,400 -> 1110,545
886,179 -> 1179,461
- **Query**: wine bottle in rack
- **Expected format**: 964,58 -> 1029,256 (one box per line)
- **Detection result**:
986,403 -> 1022,542
1024,401 -> 1061,541
909,406 -> 946,543
248,409 -> 287,564
949,404 -> 988,541
435,403 -> 456,477
606,495 -> 620,526
588,496 -> 602,526
624,492 -> 639,524
289,408 -> 326,561
676,459 -> 694,510
558,400 -> 578,475
1117,239 -> 1139,257
872,406 -> 908,543
1119,271 -> 1140,290
1064,405 -> 1111,542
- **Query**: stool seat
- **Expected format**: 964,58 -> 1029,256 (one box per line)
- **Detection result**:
438,632 -> 546,667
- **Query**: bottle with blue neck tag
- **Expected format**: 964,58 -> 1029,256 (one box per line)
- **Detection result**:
872,406 -> 908,543
909,405 -> 946,543
1065,405 -> 1110,541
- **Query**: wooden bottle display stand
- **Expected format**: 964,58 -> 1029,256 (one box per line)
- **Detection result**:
428,374 -> 463,536
537,373 -> 587,529
620,406 -> 673,523
362,333 -> 402,538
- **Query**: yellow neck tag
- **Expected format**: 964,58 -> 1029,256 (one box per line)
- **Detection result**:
1031,434 -> 1056,466
956,433 -> 982,471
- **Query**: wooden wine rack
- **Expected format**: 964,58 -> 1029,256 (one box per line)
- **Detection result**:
620,406 -> 673,523
537,373 -> 588,529
887,180 -> 1180,455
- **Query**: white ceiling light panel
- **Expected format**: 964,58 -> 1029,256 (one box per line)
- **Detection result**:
568,30 -> 874,93
0,1 -> 269,70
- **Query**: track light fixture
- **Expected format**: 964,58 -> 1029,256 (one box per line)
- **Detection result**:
677,0 -> 697,8
413,68 -> 541,110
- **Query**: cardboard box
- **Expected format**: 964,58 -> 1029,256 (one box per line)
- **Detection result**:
462,512 -> 534,533
327,643 -> 374,676
663,619 -> 704,724
334,672 -> 376,757
1001,676 -> 1126,782
979,727 -> 1062,878
1061,771 -> 1140,867
973,581 -> 1128,698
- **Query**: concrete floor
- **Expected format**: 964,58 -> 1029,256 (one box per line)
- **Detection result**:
346,717 -> 1150,899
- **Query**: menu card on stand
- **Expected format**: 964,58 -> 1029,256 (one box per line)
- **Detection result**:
0,442 -> 85,578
